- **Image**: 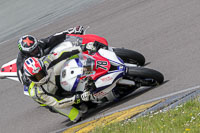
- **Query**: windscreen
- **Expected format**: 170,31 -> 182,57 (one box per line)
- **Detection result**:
79,54 -> 95,77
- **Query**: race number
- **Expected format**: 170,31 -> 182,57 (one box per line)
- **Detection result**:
96,61 -> 108,70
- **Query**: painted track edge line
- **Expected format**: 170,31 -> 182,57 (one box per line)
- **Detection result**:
133,89 -> 200,119
103,85 -> 200,116
52,85 -> 200,133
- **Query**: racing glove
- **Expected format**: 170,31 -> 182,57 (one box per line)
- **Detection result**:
66,26 -> 84,35
74,91 -> 91,104
85,42 -> 96,51
81,91 -> 91,101
82,41 -> 108,53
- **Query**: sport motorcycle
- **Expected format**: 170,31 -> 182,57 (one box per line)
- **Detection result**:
0,34 -> 146,97
59,48 -> 164,104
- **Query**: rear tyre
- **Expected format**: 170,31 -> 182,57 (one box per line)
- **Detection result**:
126,67 -> 164,85
113,48 -> 145,66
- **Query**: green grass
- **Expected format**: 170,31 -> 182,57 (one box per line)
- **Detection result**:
91,98 -> 200,133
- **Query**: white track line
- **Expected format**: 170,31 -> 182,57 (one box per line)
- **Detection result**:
53,85 -> 200,133
118,85 -> 200,112
0,39 -> 10,45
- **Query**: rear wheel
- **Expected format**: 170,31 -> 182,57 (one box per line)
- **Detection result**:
113,48 -> 145,66
126,67 -> 164,86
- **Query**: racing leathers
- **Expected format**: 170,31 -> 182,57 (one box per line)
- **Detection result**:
28,47 -> 84,122
28,41 -> 108,122
17,26 -> 85,86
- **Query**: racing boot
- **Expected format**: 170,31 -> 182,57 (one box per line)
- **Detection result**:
53,106 -> 83,123
72,112 -> 83,123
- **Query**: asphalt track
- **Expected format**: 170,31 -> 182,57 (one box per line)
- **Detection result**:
0,0 -> 200,132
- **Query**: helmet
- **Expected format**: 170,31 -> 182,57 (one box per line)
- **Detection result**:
18,35 -> 43,57
24,57 -> 48,85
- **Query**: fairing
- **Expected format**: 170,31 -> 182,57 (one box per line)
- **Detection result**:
60,49 -> 125,99
0,59 -> 18,81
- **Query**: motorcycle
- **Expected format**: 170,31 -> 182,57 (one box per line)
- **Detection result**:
0,34 -> 146,96
59,48 -> 164,104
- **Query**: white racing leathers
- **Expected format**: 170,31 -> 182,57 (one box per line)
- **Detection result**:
28,47 -> 83,122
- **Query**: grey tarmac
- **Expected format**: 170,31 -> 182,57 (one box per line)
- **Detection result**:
0,0 -> 200,132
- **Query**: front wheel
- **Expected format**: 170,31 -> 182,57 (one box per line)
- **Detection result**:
113,48 -> 145,66
126,67 -> 164,86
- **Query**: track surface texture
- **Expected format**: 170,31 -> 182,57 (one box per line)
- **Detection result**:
0,0 -> 200,132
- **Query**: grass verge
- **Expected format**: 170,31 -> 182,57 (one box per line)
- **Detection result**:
91,98 -> 200,133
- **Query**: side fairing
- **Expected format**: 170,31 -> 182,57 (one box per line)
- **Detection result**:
95,71 -> 122,88
60,59 -> 83,92
0,59 -> 18,81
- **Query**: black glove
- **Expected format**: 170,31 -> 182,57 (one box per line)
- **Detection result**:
74,94 -> 83,104
66,26 -> 84,35
74,26 -> 84,35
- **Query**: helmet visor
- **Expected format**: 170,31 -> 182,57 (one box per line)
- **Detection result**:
29,69 -> 47,82
30,47 -> 40,56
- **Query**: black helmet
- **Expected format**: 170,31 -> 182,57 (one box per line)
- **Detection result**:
18,35 -> 43,57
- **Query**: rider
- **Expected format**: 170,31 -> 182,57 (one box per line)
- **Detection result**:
24,42 -> 104,122
17,26 -> 85,86
17,26 -> 108,86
